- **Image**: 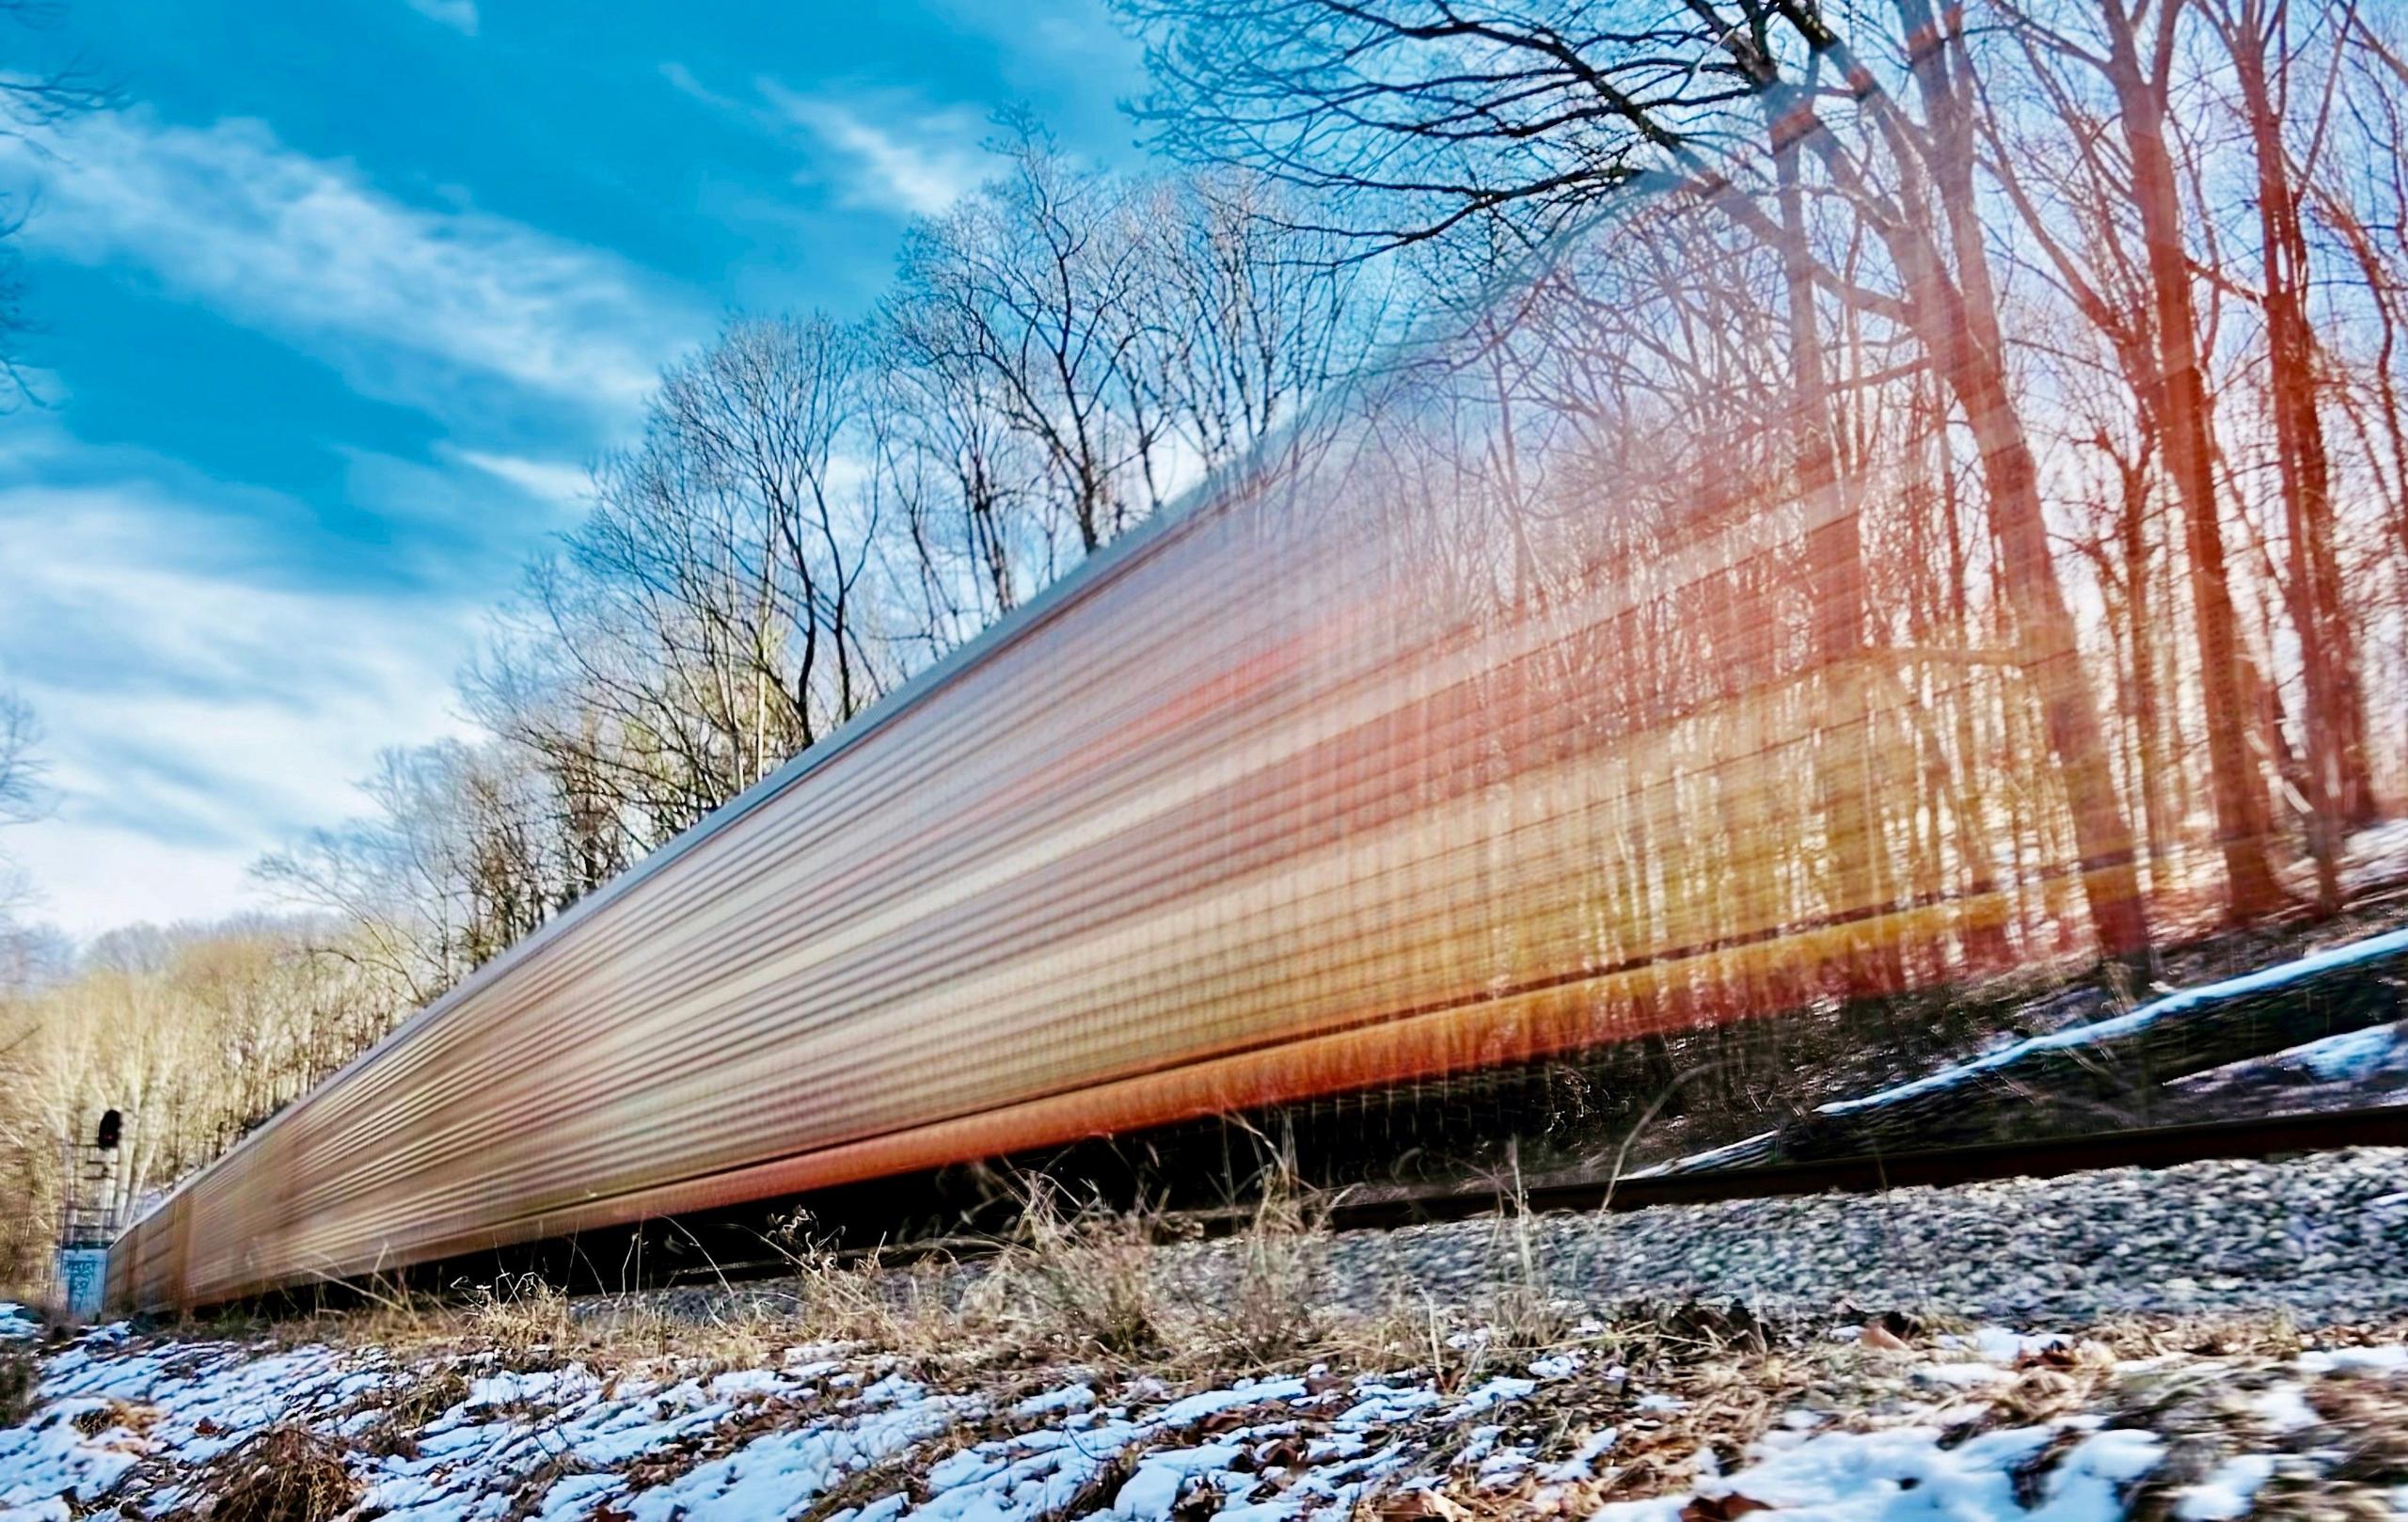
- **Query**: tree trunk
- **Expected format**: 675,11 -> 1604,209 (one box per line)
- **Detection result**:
2102,0 -> 2289,920
2115,452 -> 2177,892
1892,0 -> 2154,962
1768,91 -> 1900,996
2229,3 -> 2373,912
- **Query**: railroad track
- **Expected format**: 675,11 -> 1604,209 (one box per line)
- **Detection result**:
657,1103 -> 2408,1285
1317,1102 -> 2408,1229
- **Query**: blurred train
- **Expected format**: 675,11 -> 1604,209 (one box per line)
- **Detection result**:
108,336 -> 2150,1314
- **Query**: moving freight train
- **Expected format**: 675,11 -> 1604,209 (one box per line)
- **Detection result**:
109,338 -> 2155,1314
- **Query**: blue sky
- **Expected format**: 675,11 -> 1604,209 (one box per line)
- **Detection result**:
0,0 -> 1149,936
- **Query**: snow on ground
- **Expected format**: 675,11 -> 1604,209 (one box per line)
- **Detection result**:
2177,1022 -> 2408,1094
0,1308 -> 33,1343
1817,922 -> 2408,1118
2344,817 -> 2408,894
3,1313 -> 2406,1520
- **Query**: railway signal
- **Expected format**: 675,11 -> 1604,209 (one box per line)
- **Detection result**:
56,1107 -> 127,1320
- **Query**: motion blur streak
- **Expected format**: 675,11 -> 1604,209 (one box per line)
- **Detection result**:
114,279 -> 2194,1313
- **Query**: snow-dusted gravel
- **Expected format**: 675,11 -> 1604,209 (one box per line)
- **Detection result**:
8,1136 -> 2408,1522
1164,1147 -> 2408,1326
7,1313 -> 2408,1520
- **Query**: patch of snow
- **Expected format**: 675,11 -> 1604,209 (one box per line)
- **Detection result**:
1821,926 -> 2408,1116
1626,1130 -> 1778,1178
2175,1453 -> 2277,1520
616,1395 -> 958,1522
2251,1383 -> 2321,1433
0,1307 -> 35,1342
8,1321 -> 2404,1522
1913,1361 -> 2014,1388
1335,1386 -> 1442,1428
2182,1022 -> 2408,1091
2289,1023 -> 2408,1081
1453,1376 -> 1535,1414
2298,1344 -> 2408,1376
1114,1441 -> 1249,1519
1970,1326 -> 2067,1363
1541,1426 -> 1617,1482
707,1368 -> 788,1399
1011,1382 -> 1096,1417
1156,1377 -> 1307,1425
1596,1423 -> 2160,1522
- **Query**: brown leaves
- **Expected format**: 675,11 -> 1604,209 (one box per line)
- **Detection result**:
1681,1493 -> 1771,1521
1372,1487 -> 1474,1521
1194,1401 -> 1290,1435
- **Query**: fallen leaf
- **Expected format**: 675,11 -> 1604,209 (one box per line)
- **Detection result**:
1374,1488 -> 1473,1521
1682,1493 -> 1772,1520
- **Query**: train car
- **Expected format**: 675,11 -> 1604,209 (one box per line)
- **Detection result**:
108,333 -> 2127,1314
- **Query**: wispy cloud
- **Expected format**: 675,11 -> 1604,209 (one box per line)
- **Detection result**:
663,65 -> 990,220
657,61 -> 736,113
0,481 -> 483,935
765,86 -> 988,217
440,445 -> 593,509
0,108 -> 691,421
407,0 -> 479,36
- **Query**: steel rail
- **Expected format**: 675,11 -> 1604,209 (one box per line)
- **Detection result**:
1313,1103 -> 2408,1229
650,1103 -> 2408,1283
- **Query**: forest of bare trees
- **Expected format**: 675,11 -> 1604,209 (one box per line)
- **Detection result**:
1113,0 -> 2408,968
252,130 -> 1380,990
8,0 -> 2408,1293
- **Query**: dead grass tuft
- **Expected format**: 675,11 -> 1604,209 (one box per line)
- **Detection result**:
349,1361 -> 473,1457
497,1450 -> 606,1522
70,1399 -> 156,1439
998,1178 -> 1173,1359
464,1273 -> 578,1361
195,1424 -> 357,1522
0,1349 -> 33,1427
758,1211 -> 983,1359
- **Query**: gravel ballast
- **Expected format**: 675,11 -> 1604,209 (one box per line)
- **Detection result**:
1165,1146 -> 2408,1326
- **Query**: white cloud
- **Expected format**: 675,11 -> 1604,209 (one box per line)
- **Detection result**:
8,825 -> 261,941
657,61 -> 734,112
443,447 -> 593,508
407,0 -> 479,35
757,82 -> 989,218
0,109 -> 691,420
0,487 -> 482,939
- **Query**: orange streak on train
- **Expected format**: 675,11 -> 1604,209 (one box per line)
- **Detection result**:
107,403 -> 2144,1313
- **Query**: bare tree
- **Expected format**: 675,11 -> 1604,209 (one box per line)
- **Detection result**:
471,315 -> 892,852
255,742 -> 559,1001
1121,0 -> 2155,961
0,690 -> 38,829
893,116 -> 1173,558
2210,0 -> 2378,905
0,690 -> 46,933
0,0 -> 110,396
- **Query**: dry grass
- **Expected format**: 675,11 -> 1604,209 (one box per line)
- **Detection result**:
70,1267 -> 2408,1522
256,1169 -> 1581,1389
340,1360 -> 474,1458
195,1424 -> 357,1522
198,1186 -> 2401,1522
0,1349 -> 33,1427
